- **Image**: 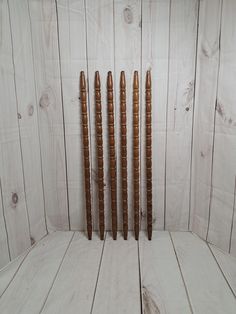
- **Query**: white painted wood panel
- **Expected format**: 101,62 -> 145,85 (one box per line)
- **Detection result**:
210,244 -> 236,296
92,232 -> 141,314
141,0 -> 170,231
28,0 -> 69,231
56,0 -> 88,230
165,0 -> 199,230
0,0 -> 31,259
86,0 -> 115,231
41,232 -> 104,314
113,0 -> 141,230
0,231 -> 73,314
139,231 -> 191,313
8,0 -> 47,242
207,0 -> 236,255
171,232 -> 236,313
190,0 -> 222,240
0,181 -> 10,269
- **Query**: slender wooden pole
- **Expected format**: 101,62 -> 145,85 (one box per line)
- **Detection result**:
120,71 -> 128,240
80,71 -> 92,240
107,71 -> 117,240
133,71 -> 139,240
146,71 -> 152,240
95,71 -> 105,240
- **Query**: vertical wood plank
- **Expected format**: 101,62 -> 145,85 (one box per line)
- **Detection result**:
141,0 -> 170,231
56,0 -> 88,230
8,0 -> 47,242
86,0 -> 115,231
0,181 -> 10,269
28,0 -> 69,230
166,0 -> 199,230
208,0 -> 236,254
190,0 -> 222,240
0,0 -> 31,259
114,0 -> 142,231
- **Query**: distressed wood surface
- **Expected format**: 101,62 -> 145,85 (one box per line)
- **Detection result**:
139,232 -> 191,313
107,72 -> 117,240
41,233 -> 104,314
145,71 -> 152,240
80,71 -> 92,240
165,0 -> 199,230
207,0 -> 236,256
8,0 -> 47,242
133,71 -> 140,240
0,0 -> 31,261
0,180 -> 9,269
141,0 -> 170,231
190,0 -> 222,240
86,0 -> 115,232
56,0 -> 88,231
171,232 -> 236,313
113,0 -> 142,231
95,71 -> 105,240
0,232 -> 74,314
92,232 -> 141,314
120,71 -> 128,239
28,0 -> 69,231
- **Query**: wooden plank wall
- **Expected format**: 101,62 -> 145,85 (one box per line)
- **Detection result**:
1,0 -> 236,268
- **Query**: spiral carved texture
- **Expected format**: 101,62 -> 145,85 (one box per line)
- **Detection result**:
95,71 -> 105,240
80,71 -> 92,240
146,71 -> 152,240
120,71 -> 128,240
107,71 -> 117,240
133,71 -> 139,240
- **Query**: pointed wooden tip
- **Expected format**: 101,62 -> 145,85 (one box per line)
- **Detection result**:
146,70 -> 151,88
120,71 -> 126,88
95,71 -> 100,87
133,71 -> 139,88
107,71 -> 113,88
80,71 -> 86,88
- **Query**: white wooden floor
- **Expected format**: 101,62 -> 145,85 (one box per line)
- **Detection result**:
0,232 -> 236,314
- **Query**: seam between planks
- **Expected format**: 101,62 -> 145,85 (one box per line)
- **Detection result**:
207,242 -> 236,299
90,232 -> 107,314
39,231 -> 75,313
229,176 -> 236,253
137,237 -> 143,314
169,232 -> 194,314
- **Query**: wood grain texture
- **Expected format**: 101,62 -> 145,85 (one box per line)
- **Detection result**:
141,0 -> 170,231
120,71 -> 128,240
145,71 -> 152,240
28,0 -> 69,231
56,0 -> 88,230
92,232 -> 141,314
0,180 -> 9,269
41,233 -> 104,314
171,232 -> 236,313
95,71 -> 105,240
0,232 -> 74,314
139,232 -> 191,313
8,0 -> 47,242
190,0 -> 222,240
0,0 -> 31,261
107,71 -> 117,240
133,71 -> 140,240
80,71 -> 92,240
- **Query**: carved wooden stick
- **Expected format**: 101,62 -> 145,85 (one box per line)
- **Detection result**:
120,71 -> 128,240
133,71 -> 139,240
107,71 -> 117,240
146,71 -> 152,240
95,71 -> 105,240
80,71 -> 92,240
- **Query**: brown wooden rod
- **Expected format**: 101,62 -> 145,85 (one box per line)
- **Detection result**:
146,71 -> 152,240
107,71 -> 117,240
120,71 -> 128,240
80,71 -> 92,240
133,71 -> 139,240
95,71 -> 105,240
